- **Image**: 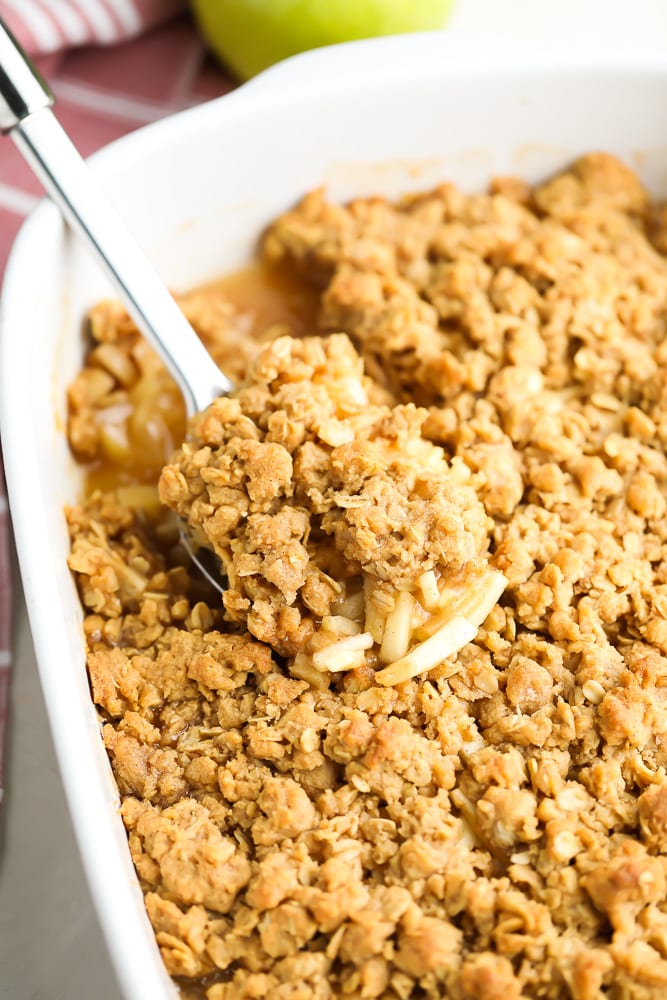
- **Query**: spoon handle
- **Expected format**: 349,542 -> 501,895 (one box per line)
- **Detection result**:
0,18 -> 231,416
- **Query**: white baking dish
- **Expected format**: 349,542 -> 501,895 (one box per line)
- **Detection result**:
2,32 -> 667,999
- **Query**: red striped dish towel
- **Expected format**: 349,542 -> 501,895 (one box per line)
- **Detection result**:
0,0 -> 234,802
1,0 -> 187,55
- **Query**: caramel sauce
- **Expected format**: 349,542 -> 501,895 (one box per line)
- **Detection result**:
84,261 -> 320,495
198,258 -> 320,340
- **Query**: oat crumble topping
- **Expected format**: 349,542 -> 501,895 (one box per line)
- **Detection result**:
157,331 -> 499,686
66,154 -> 667,999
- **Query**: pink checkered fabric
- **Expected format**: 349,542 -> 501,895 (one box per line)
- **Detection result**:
0,1 -> 235,800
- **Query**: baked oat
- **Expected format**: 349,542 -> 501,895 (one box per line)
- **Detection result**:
157,331 -> 503,687
66,153 -> 667,998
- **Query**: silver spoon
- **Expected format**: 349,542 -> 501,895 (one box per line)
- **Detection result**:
0,18 -> 231,589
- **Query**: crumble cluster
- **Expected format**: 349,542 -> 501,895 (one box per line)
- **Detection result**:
158,332 -> 490,659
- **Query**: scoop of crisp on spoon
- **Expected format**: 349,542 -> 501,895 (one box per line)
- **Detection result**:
0,21 -> 507,684
159,333 -> 507,687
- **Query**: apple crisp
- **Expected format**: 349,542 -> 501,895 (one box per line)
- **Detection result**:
158,331 -> 504,688
67,153 -> 667,999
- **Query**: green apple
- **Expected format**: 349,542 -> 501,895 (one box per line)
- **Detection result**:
192,0 -> 455,81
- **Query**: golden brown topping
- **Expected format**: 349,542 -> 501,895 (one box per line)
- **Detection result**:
159,332 -> 495,680
66,154 -> 667,999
